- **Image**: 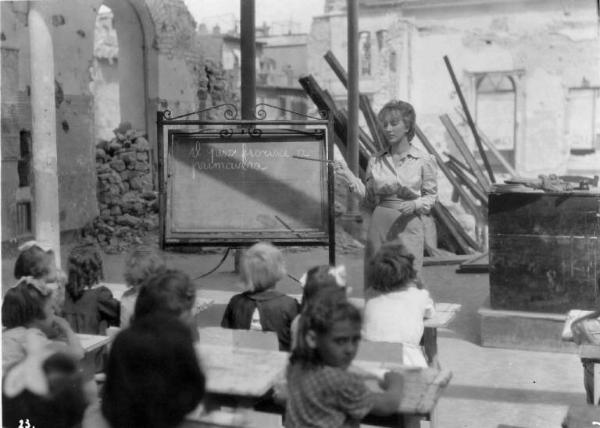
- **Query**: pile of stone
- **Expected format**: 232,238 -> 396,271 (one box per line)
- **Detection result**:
84,123 -> 159,253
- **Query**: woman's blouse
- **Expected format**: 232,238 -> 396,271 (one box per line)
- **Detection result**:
351,145 -> 437,214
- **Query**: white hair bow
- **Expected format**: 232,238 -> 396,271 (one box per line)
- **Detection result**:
18,240 -> 53,253
298,265 -> 347,288
11,276 -> 52,296
3,331 -> 57,398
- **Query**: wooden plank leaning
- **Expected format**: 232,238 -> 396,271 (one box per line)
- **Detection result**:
454,107 -> 518,177
443,55 -> 495,184
446,161 -> 489,208
323,50 -> 387,151
440,114 -> 491,191
431,202 -> 479,254
415,126 -> 486,224
298,75 -> 370,176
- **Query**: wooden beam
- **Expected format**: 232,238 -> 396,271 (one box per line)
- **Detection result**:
298,75 -> 370,176
323,50 -> 386,151
446,160 -> 488,208
415,125 -> 486,224
443,56 -> 495,183
454,107 -> 518,177
440,114 -> 490,191
432,202 -> 480,254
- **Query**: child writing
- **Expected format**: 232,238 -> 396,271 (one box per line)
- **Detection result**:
286,290 -> 404,428
82,314 -> 206,428
2,279 -> 84,372
290,264 -> 348,350
121,245 -> 167,328
221,242 -> 299,351
62,243 -> 120,335
133,269 -> 199,341
14,240 -> 66,316
3,333 -> 89,428
362,241 -> 435,368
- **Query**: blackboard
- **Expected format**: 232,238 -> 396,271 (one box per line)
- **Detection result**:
163,128 -> 331,245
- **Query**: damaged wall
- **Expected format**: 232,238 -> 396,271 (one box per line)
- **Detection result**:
309,0 -> 600,178
0,0 -> 205,242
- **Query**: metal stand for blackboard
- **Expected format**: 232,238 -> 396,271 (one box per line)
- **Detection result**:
157,103 -> 336,265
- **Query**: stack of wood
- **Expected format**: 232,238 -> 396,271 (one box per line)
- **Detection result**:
298,52 -> 516,258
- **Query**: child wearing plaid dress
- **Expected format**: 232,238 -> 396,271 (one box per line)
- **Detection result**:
285,290 -> 404,428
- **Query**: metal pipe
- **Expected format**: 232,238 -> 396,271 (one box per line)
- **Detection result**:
240,0 -> 256,120
347,0 -> 360,213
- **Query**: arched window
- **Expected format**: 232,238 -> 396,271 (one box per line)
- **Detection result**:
359,31 -> 371,76
475,73 -> 517,167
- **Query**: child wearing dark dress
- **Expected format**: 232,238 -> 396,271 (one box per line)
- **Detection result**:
221,242 -> 299,351
62,243 -> 120,335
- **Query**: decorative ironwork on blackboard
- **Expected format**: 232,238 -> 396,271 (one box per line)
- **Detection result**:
159,103 -> 329,123
254,103 -> 329,121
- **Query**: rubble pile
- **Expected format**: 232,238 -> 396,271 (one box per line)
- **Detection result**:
84,123 -> 159,253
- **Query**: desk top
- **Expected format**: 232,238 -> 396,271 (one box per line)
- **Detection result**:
77,333 -> 112,352
196,289 -> 461,329
351,361 -> 453,414
196,344 -> 288,398
103,283 -> 461,329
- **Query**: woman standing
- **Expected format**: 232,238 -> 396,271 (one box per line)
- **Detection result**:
335,100 -> 437,293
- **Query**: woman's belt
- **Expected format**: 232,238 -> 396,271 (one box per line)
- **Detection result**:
378,198 -> 416,209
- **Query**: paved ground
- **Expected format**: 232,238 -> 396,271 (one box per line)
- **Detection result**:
1,243 -> 585,427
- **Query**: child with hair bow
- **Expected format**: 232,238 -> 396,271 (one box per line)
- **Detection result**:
14,240 -> 67,315
290,265 -> 350,350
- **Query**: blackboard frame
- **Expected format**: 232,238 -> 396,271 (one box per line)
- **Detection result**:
157,105 -> 335,264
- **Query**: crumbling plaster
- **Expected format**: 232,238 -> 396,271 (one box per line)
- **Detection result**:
1,0 -> 206,242
307,0 -> 599,178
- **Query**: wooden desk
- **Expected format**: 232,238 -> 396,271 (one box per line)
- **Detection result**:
196,343 -> 288,402
77,333 -> 112,353
562,404 -> 600,428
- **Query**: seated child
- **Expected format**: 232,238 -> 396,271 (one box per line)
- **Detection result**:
362,242 -> 435,368
571,310 -> 600,404
286,290 -> 404,428
3,333 -> 89,428
221,242 -> 299,351
121,246 -> 167,328
290,265 -> 348,349
62,243 -> 120,335
133,269 -> 199,341
14,240 -> 67,316
2,279 -> 85,372
83,314 -> 206,428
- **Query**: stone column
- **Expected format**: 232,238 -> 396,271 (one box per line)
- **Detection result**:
28,4 -> 61,262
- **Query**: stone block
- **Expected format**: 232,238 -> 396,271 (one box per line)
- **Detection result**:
110,158 -> 126,172
479,306 -> 578,354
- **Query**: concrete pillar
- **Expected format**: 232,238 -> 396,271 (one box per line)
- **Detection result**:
28,4 -> 61,262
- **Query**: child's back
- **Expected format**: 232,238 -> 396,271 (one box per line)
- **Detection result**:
222,290 -> 298,350
361,242 -> 434,367
63,285 -> 120,334
63,243 -> 119,334
221,242 -> 298,351
362,286 -> 433,345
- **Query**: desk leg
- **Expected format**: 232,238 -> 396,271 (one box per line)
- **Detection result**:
594,362 -> 600,405
423,327 -> 438,368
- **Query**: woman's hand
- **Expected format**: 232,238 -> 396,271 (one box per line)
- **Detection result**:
333,160 -> 356,185
52,315 -> 75,335
396,201 -> 416,215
